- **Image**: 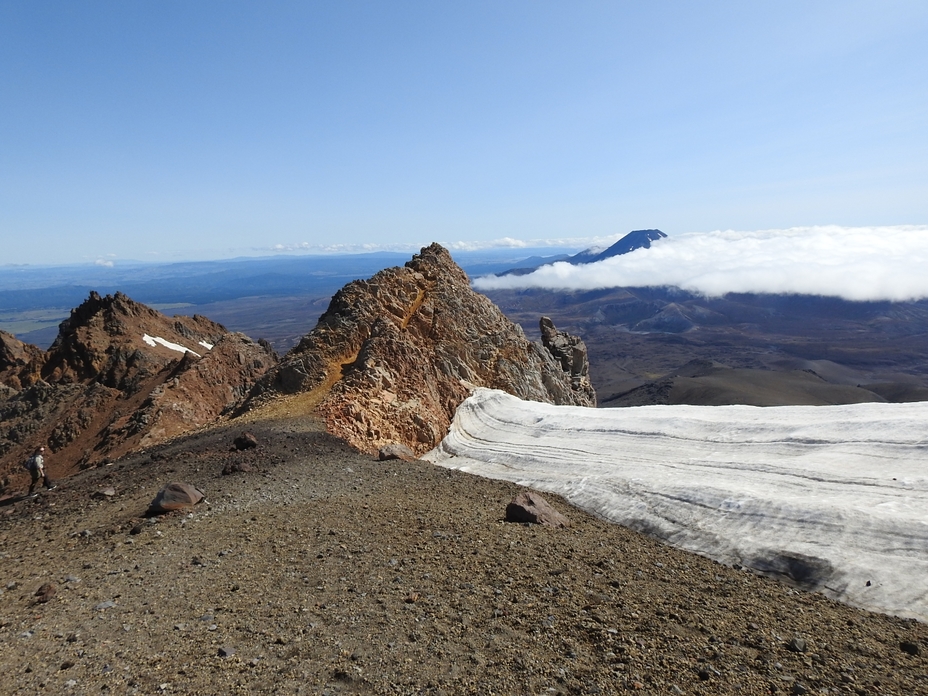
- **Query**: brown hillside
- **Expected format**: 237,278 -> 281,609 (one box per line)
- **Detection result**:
0,292 -> 276,489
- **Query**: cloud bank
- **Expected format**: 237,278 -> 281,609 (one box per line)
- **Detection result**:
472,226 -> 928,302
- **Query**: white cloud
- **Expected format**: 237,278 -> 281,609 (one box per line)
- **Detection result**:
472,225 -> 928,302
95,258 -> 114,267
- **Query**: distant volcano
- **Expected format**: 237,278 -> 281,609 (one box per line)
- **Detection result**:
498,229 -> 666,276
573,229 -> 666,264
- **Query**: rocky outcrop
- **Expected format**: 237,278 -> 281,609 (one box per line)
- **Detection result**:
539,317 -> 593,399
245,243 -> 595,455
1,292 -> 277,485
0,330 -> 45,390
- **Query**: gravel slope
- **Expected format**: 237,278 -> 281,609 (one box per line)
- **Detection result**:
1,415 -> 925,695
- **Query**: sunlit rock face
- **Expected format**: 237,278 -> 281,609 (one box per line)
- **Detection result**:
246,243 -> 596,455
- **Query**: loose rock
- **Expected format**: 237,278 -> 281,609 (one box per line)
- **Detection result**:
378,443 -> 418,461
147,482 -> 205,514
34,583 -> 56,603
505,491 -> 570,528
232,432 -> 259,451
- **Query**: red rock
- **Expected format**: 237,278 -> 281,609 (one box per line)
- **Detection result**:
148,483 -> 205,514
34,583 -> 57,603
378,444 -> 418,461
505,491 -> 570,528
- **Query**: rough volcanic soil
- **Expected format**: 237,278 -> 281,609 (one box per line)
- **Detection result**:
0,416 -> 925,695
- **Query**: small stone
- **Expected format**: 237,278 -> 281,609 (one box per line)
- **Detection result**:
34,583 -> 57,603
900,640 -> 920,656
95,600 -> 116,610
787,636 -> 807,653
222,460 -> 257,475
218,646 -> 235,657
792,682 -> 808,695
91,487 -> 116,500
60,660 -> 75,670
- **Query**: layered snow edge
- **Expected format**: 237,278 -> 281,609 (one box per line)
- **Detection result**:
425,388 -> 928,621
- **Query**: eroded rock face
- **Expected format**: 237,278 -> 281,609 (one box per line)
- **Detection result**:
247,243 -> 595,455
0,331 -> 45,390
1,292 -> 277,484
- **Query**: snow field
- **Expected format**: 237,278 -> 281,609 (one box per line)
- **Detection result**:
425,388 -> 928,620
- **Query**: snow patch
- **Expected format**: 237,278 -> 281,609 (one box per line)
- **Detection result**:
426,388 -> 928,621
142,334 -> 201,357
198,341 -> 213,350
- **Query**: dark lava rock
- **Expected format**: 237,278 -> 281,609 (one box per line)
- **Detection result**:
505,491 -> 570,528
232,431 -> 259,451
34,583 -> 56,603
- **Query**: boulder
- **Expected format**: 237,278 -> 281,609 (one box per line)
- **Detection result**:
378,443 -> 418,461
232,431 -> 259,451
147,482 -> 205,515
505,491 -> 570,528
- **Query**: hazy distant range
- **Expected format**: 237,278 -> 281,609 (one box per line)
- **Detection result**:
3,248 -> 927,407
0,249 -> 574,350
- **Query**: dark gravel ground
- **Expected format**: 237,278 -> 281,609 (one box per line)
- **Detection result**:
1,415 -> 926,695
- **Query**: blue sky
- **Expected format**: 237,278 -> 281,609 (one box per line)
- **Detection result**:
2,1 -> 927,266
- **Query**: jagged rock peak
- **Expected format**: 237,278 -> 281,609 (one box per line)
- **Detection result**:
246,243 -> 596,455
1,292 -> 277,485
540,316 -> 593,392
41,291 -> 227,388
0,331 -> 43,374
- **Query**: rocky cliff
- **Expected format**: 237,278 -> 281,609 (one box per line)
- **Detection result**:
0,292 -> 277,487
246,243 -> 595,454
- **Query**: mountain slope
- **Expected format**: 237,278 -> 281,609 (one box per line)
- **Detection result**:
0,292 -> 276,487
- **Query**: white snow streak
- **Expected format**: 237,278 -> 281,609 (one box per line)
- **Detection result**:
142,334 -> 201,357
426,389 -> 928,620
